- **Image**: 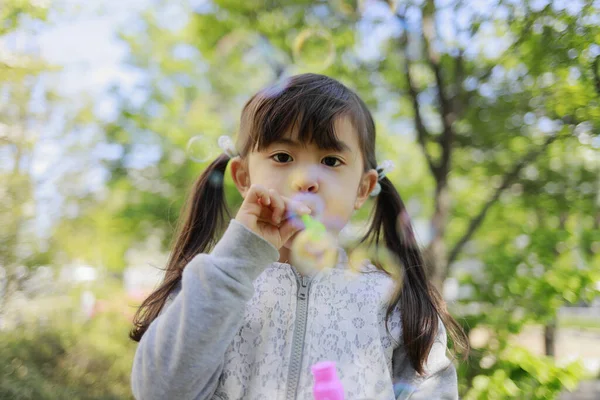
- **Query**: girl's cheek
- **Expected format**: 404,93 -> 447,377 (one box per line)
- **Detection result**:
262,175 -> 286,191
321,202 -> 351,232
322,215 -> 347,232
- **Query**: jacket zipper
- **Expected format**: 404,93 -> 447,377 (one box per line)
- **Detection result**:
285,267 -> 313,400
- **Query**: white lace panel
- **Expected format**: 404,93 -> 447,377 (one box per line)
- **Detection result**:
212,262 -> 402,400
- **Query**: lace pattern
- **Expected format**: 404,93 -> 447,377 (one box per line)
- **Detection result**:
212,259 -> 402,400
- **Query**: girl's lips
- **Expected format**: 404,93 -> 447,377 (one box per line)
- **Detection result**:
289,193 -> 324,218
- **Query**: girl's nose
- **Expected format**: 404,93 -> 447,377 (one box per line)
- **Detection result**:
297,181 -> 318,193
291,166 -> 320,193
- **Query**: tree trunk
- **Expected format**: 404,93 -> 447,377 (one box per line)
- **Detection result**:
544,316 -> 557,357
544,212 -> 567,357
426,179 -> 451,291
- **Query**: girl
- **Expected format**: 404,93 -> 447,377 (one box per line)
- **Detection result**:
129,73 -> 468,400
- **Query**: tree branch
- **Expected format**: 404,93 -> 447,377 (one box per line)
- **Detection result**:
593,55 -> 600,97
422,0 -> 455,180
447,133 -> 561,267
453,49 -> 466,118
448,3 -> 534,113
396,13 -> 438,177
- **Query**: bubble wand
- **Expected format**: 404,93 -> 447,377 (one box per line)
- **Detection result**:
300,214 -> 326,237
291,213 -> 338,275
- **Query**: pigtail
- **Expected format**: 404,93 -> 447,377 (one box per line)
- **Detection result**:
362,176 -> 469,374
129,153 -> 232,342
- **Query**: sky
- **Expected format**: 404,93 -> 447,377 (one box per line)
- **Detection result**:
37,0 -> 146,106
14,0 -> 151,243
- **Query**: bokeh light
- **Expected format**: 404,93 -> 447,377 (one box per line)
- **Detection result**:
292,29 -> 336,71
214,30 -> 276,93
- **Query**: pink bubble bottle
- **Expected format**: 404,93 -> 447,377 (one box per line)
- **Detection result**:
311,361 -> 345,400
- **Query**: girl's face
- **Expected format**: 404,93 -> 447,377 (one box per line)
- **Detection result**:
230,116 -> 378,248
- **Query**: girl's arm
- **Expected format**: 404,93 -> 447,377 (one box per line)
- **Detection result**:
130,219 -> 280,400
392,319 -> 459,400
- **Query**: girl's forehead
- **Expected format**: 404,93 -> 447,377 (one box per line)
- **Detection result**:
332,117 -> 360,148
277,116 -> 359,153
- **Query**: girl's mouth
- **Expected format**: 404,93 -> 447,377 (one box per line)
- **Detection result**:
289,193 -> 324,218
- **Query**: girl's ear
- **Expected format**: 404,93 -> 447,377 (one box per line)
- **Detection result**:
354,168 -> 378,210
230,156 -> 250,197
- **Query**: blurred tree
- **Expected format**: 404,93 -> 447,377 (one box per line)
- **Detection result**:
0,0 -> 47,37
1,0 -> 99,307
0,0 -> 54,314
90,0 -> 599,397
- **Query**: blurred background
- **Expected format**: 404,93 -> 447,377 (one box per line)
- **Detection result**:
1,0 -> 599,398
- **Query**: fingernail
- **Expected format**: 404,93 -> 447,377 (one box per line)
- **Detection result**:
301,206 -> 311,214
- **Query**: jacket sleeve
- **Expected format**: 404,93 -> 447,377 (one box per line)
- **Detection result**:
392,319 -> 459,400
130,219 -> 280,400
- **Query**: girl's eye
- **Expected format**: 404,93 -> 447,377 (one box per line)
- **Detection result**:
322,156 -> 343,167
271,153 -> 342,167
272,153 -> 292,163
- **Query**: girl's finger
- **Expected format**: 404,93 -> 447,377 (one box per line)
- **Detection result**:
246,184 -> 270,208
268,189 -> 285,224
259,187 -> 271,206
281,196 -> 312,218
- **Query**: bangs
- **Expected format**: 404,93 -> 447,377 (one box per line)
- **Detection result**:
241,75 -> 367,155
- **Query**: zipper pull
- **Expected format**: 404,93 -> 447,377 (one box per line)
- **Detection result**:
298,276 -> 309,300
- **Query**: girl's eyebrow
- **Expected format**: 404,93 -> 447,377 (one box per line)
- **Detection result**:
271,137 -> 352,153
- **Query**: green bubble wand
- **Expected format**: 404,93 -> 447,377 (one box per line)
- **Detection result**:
300,214 -> 327,240
292,213 -> 338,273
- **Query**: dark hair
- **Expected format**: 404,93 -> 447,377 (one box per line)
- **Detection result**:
129,73 -> 469,374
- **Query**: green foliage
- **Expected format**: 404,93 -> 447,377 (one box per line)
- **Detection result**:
460,345 -> 584,400
0,0 -> 63,302
0,0 -> 47,35
16,0 -> 597,398
94,3 -> 600,397
0,284 -> 137,400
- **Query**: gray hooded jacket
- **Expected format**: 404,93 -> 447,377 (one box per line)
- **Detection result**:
131,219 -> 458,400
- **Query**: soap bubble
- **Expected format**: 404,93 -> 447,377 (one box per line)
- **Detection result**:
321,215 -> 347,233
331,0 -> 368,17
214,30 -> 275,93
286,193 -> 337,275
346,241 -> 404,296
291,227 -> 339,275
262,77 -> 290,99
292,29 -> 336,71
186,135 -> 218,163
393,380 -> 418,396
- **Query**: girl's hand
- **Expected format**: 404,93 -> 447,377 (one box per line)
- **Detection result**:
235,184 -> 312,249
